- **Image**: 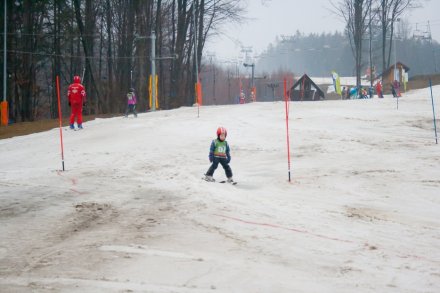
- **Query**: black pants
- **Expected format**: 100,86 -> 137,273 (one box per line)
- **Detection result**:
125,104 -> 137,116
206,157 -> 232,178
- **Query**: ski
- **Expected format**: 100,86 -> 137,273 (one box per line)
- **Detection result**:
202,177 -> 236,185
65,125 -> 83,131
219,180 -> 237,185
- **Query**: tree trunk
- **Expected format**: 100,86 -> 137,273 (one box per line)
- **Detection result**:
106,0 -> 113,112
52,0 -> 61,119
73,0 -> 101,114
354,0 -> 363,92
170,0 -> 190,107
381,0 -> 388,75
21,0 -> 35,121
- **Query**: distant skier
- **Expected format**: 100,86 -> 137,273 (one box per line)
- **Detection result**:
391,83 -> 397,97
349,87 -> 357,99
68,75 -> 86,129
393,80 -> 401,97
204,127 -> 234,183
124,88 -> 138,118
361,87 -> 368,99
375,81 -> 383,98
239,91 -> 246,104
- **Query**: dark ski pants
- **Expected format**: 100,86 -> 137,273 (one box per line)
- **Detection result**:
125,104 -> 137,117
206,157 -> 232,178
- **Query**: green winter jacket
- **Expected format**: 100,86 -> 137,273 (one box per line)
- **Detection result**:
209,139 -> 231,162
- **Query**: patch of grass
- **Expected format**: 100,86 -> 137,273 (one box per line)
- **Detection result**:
0,114 -> 121,140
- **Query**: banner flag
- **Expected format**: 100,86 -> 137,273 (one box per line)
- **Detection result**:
331,71 -> 342,96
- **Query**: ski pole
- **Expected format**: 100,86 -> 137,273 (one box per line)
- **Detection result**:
81,67 -> 86,82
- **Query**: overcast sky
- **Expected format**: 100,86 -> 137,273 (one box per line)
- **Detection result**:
205,0 -> 440,62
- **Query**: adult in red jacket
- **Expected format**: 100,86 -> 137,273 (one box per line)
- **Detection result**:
68,75 -> 86,129
375,81 -> 383,98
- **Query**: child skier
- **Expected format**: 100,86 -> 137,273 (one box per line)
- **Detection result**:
125,88 -> 138,118
204,127 -> 234,183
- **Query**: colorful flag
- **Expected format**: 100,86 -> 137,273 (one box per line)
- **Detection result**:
331,71 -> 342,96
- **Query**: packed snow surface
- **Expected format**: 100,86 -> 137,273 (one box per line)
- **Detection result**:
0,87 -> 439,292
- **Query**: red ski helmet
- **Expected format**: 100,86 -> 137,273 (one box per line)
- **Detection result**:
216,127 -> 227,137
73,75 -> 81,83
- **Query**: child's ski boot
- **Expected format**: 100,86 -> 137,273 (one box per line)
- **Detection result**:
204,175 -> 215,182
222,177 -> 237,185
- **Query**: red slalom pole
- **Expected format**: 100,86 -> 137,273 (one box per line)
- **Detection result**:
56,75 -> 65,171
284,78 -> 291,182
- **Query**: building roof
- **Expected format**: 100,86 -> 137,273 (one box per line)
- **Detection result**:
378,62 -> 410,78
291,74 -> 325,98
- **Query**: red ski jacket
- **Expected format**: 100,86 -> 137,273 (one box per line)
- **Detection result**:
68,83 -> 86,105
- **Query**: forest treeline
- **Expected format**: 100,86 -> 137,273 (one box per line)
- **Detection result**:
2,0 -> 438,121
199,0 -> 440,105
0,0 -> 244,122
198,29 -> 439,106
256,30 -> 440,77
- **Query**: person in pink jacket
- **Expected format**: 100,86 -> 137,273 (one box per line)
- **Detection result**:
124,88 -> 138,118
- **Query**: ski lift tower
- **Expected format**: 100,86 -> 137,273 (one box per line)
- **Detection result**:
241,46 -> 255,101
393,18 -> 401,82
135,32 -> 177,111
413,22 -> 437,73
243,62 -> 255,101
241,46 -> 253,64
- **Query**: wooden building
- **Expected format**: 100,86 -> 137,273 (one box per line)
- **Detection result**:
379,62 -> 410,92
290,74 -> 325,101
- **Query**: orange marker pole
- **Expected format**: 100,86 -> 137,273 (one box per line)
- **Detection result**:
0,101 -> 8,126
56,75 -> 65,171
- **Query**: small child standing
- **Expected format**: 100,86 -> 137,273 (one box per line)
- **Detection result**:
204,127 -> 234,183
125,88 -> 138,118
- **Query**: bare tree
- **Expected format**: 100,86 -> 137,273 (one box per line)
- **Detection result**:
73,0 -> 101,114
378,0 -> 420,74
193,0 -> 244,104
3,0 -> 247,121
332,0 -> 374,94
